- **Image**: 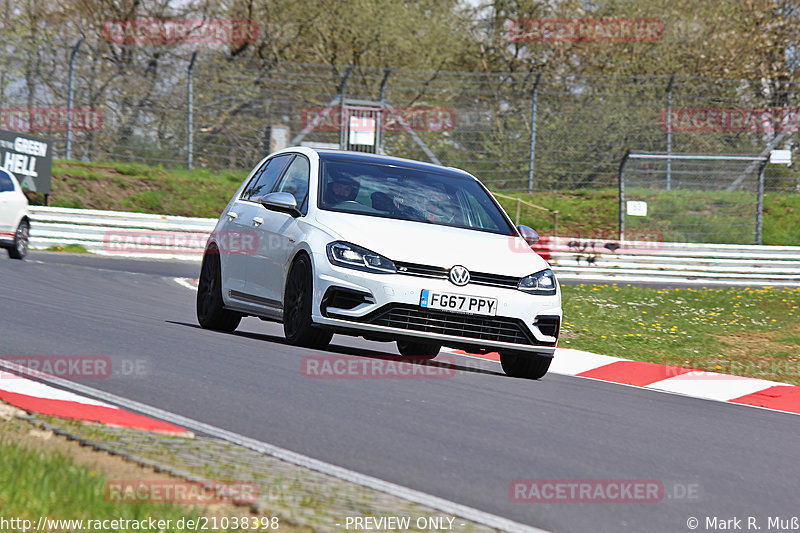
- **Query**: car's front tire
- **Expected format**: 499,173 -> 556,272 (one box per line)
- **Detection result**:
197,248 -> 242,332
283,254 -> 333,349
500,351 -> 552,379
8,219 -> 29,260
396,341 -> 440,359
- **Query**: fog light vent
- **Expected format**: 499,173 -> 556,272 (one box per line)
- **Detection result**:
534,315 -> 561,338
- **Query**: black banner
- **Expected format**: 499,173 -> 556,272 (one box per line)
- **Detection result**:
0,130 -> 53,194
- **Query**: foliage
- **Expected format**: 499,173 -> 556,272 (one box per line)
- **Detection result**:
1,1 -> 798,190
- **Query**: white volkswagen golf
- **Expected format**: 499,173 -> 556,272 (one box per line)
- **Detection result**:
197,147 -> 561,379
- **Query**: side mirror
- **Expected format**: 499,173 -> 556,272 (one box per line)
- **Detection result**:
256,192 -> 301,217
517,224 -> 539,245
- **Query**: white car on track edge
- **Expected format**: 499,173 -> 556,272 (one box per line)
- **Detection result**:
0,169 -> 30,260
197,147 -> 561,379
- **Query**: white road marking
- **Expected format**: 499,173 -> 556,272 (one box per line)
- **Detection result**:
548,348 -> 628,376
646,373 -> 782,401
174,277 -> 198,291
0,370 -> 111,407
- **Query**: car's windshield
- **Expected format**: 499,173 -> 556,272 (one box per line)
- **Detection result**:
318,160 -> 514,235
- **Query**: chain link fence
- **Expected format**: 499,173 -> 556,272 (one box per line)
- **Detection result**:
620,152 -> 768,244
1,38 -> 799,194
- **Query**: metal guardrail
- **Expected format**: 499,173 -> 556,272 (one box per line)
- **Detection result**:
28,206 -> 800,285
534,236 -> 800,286
29,206 -> 216,260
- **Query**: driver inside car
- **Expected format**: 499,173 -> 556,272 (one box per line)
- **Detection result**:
325,172 -> 360,206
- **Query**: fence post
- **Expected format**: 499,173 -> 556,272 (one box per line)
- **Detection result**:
376,68 -> 391,154
527,72 -> 542,194
666,74 -> 675,191
618,150 -> 630,241
187,51 -> 198,170
756,157 -> 767,245
552,210 -> 558,237
338,66 -> 353,150
65,38 -> 84,160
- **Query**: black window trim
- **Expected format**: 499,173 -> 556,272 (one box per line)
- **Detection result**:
270,153 -> 312,215
240,153 -> 294,202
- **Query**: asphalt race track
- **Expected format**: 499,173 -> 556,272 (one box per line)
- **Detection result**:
2,252 -> 798,532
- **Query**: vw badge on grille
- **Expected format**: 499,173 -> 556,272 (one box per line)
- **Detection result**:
449,265 -> 470,286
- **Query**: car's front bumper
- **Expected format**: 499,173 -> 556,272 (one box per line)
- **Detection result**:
311,251 -> 561,354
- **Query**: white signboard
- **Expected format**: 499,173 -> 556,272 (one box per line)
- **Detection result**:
769,149 -> 792,165
349,116 -> 375,146
626,200 -> 648,217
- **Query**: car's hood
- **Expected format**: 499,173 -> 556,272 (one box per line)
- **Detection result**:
313,210 -> 549,277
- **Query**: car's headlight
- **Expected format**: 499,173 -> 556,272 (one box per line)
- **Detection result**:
518,268 -> 557,295
326,241 -> 397,274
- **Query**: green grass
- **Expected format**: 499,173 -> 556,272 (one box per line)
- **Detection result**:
763,193 -> 800,246
43,244 -> 90,253
45,159 -> 245,218
26,160 -> 800,245
561,284 -> 800,384
0,438 -> 244,532
493,187 -> 800,245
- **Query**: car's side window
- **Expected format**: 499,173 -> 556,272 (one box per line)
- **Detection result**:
241,154 -> 293,200
241,160 -> 270,200
273,155 -> 311,214
0,172 -> 14,192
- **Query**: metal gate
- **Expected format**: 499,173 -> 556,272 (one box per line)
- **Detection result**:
339,101 -> 382,153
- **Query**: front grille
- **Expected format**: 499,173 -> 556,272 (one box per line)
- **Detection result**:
342,304 -> 550,346
395,261 -> 520,289
395,261 -> 447,279
468,272 -> 519,288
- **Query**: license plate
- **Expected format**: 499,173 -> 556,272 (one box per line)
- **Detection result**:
420,289 -> 498,316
